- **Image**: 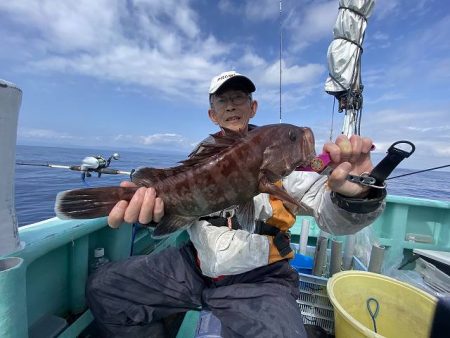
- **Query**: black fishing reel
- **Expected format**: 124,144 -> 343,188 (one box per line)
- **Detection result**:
81,153 -> 120,179
16,152 -> 130,184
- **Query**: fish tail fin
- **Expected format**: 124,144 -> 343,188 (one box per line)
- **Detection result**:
55,187 -> 138,219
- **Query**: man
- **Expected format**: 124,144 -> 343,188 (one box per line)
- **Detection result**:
87,71 -> 386,337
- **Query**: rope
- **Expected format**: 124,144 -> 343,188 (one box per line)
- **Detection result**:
334,35 -> 364,52
367,297 -> 380,333
338,6 -> 368,22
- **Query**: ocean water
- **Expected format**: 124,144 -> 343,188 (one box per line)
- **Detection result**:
12,145 -> 450,227
14,145 -> 186,227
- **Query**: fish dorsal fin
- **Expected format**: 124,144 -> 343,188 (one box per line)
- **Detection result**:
132,167 -> 181,186
134,129 -> 246,184
179,129 -> 245,166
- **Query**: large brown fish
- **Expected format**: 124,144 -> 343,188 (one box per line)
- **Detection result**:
55,124 -> 316,237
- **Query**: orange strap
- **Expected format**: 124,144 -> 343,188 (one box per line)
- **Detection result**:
265,181 -> 297,264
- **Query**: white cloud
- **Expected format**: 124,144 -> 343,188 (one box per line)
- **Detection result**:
17,128 -> 190,150
372,0 -> 401,20
18,128 -> 77,140
245,0 -> 281,21
114,132 -> 187,148
140,133 -> 186,146
218,0 -> 234,14
374,0 -> 434,20
241,52 -> 267,68
0,1 -> 228,103
406,126 -> 450,133
259,60 -> 325,87
372,31 -> 389,41
355,107 -> 450,166
366,92 -> 405,104
372,14 -> 450,86
286,1 -> 338,51
1,0 -> 336,107
0,1 -> 121,53
218,0 -> 279,22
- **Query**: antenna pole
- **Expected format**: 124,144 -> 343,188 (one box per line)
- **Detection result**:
279,0 -> 282,123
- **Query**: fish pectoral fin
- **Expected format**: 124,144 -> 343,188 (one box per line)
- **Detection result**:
258,175 -> 301,208
152,215 -> 197,239
260,145 -> 278,172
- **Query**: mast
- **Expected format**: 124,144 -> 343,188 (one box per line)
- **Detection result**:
324,0 -> 376,265
324,0 -> 375,137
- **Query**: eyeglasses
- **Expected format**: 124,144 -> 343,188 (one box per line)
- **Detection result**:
211,93 -> 251,109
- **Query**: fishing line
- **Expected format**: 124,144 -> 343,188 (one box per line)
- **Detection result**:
386,164 -> 450,180
329,97 -> 336,141
81,174 -> 91,187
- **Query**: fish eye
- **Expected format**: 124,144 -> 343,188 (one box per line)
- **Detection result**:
289,130 -> 297,142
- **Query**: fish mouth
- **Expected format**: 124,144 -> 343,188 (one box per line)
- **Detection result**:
306,152 -> 317,164
293,154 -> 316,169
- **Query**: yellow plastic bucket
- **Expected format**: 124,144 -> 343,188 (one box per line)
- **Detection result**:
327,271 -> 437,338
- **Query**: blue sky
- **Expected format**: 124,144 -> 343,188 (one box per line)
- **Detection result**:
1,0 -> 449,170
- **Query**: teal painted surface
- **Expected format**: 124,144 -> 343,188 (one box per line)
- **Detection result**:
14,217 -> 108,330
6,216 -> 190,337
1,194 -> 448,337
372,194 -> 450,251
15,217 -> 108,263
25,245 -> 70,328
177,310 -> 200,338
291,194 -> 450,253
58,310 -> 93,338
0,257 -> 27,338
86,222 -> 133,263
69,236 -> 89,314
387,194 -> 450,208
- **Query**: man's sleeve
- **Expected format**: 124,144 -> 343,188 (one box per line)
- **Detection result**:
282,171 -> 386,235
187,221 -> 270,278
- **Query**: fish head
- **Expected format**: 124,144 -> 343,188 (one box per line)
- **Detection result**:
260,124 -> 316,181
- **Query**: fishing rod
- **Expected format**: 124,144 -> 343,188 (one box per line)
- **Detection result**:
16,152 -> 132,181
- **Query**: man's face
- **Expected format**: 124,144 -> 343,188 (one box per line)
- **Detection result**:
208,90 -> 257,132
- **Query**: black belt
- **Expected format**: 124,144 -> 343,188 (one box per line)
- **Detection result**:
199,216 -> 293,257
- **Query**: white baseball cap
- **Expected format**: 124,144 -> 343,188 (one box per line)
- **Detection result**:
209,71 -> 256,95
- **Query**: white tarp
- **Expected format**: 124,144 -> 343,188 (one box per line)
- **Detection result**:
324,0 -> 375,94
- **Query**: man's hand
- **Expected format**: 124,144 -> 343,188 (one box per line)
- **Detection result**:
324,135 -> 374,198
107,181 -> 165,228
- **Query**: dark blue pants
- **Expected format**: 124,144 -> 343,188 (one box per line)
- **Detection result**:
86,243 -> 306,337
430,296 -> 450,338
